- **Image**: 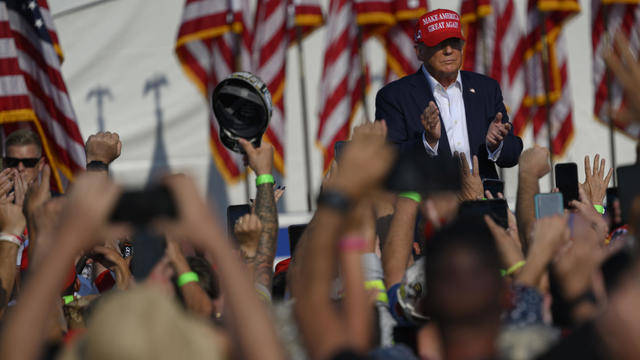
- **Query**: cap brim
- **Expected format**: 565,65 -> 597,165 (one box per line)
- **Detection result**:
421,33 -> 465,47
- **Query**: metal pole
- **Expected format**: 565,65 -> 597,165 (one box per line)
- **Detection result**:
539,12 -> 555,189
602,5 -> 618,186
295,25 -> 314,211
356,26 -> 371,123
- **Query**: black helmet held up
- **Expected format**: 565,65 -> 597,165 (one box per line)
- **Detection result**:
211,72 -> 272,153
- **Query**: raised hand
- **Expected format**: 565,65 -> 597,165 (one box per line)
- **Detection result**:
238,138 -> 273,176
421,101 -> 441,148
85,131 -> 122,165
11,170 -> 27,207
581,154 -> 613,206
603,32 -> 640,126
0,202 -> 26,236
328,121 -> 394,199
0,169 -> 13,203
457,152 -> 483,201
486,112 -> 511,151
518,145 -> 551,179
234,213 -> 263,260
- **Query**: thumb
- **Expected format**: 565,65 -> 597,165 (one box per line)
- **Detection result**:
493,112 -> 503,124
238,138 -> 254,155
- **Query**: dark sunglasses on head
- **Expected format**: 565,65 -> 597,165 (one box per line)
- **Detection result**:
3,157 -> 40,168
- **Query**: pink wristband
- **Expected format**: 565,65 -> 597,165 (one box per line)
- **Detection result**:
339,236 -> 367,252
0,233 -> 23,246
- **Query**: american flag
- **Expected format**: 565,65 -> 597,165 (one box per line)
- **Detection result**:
252,0 -> 323,176
175,0 -> 252,183
592,1 -> 640,138
0,0 -> 85,192
317,0 -> 366,173
354,0 -> 395,34
383,0 -> 428,83
524,0 -> 579,156
460,0 -> 528,136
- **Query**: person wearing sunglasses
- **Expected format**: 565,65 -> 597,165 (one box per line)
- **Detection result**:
3,129 -> 44,185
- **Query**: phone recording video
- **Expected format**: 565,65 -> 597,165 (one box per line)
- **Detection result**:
482,178 -> 504,198
617,165 -> 640,224
534,192 -> 564,219
458,199 -> 508,229
227,204 -> 252,243
110,185 -> 177,225
554,162 -> 578,208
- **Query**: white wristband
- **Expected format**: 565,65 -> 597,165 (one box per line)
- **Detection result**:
0,233 -> 22,246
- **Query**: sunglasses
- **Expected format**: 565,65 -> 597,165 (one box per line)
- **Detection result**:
3,157 -> 40,168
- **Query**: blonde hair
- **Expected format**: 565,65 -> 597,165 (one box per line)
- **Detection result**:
58,286 -> 223,360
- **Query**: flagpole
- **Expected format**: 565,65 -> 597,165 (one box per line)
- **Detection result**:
357,26 -> 371,123
294,22 -> 314,212
228,3 -> 252,203
602,4 -> 618,186
539,11 -> 555,190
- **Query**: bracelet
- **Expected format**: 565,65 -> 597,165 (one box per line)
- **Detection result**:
86,160 -> 108,172
255,174 -> 275,186
501,260 -> 526,277
0,233 -> 22,246
593,204 -> 605,215
364,279 -> 389,304
399,192 -> 421,202
62,295 -> 75,305
177,271 -> 199,287
317,189 -> 351,212
339,236 -> 367,252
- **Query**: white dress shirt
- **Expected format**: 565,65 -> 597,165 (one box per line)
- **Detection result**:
421,65 -> 502,167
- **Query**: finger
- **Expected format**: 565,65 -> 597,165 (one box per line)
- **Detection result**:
497,192 -> 505,199
459,152 -> 470,174
472,155 -> 479,176
483,215 -> 501,234
604,167 -> 613,187
552,187 -> 560,193
598,157 -> 606,178
237,138 -> 255,155
503,122 -> 512,132
593,154 -> 600,176
584,155 -> 591,177
484,190 -> 494,200
493,112 -> 503,124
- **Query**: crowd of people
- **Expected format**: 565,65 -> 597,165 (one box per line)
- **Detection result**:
0,7 -> 639,360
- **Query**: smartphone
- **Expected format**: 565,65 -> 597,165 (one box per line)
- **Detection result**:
227,204 -> 252,243
385,145 -> 461,194
110,185 -> 177,224
288,224 -> 307,256
334,140 -> 348,162
482,178 -> 504,198
458,199 -> 508,228
617,165 -> 640,224
129,228 -> 167,281
555,163 -> 579,208
534,193 -> 564,219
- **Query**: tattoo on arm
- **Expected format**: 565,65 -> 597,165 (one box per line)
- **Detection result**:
253,183 -> 278,291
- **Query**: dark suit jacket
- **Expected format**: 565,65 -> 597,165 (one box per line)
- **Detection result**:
375,69 -> 523,180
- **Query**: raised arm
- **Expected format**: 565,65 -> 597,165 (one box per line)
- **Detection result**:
516,146 -> 551,253
382,196 -> 419,288
238,139 -> 278,296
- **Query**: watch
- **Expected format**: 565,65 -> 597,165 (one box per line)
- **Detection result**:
86,160 -> 108,172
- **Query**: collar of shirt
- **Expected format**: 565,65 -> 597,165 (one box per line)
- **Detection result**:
421,65 -> 462,93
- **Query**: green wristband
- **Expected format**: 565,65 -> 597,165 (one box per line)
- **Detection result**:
255,174 -> 275,186
501,260 -> 526,277
399,192 -> 421,202
177,271 -> 200,287
62,295 -> 75,305
593,205 -> 605,215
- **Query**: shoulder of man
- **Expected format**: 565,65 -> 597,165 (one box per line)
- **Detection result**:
377,70 -> 423,96
460,70 -> 500,89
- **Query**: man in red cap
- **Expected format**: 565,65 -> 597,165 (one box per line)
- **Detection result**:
375,8 -> 522,180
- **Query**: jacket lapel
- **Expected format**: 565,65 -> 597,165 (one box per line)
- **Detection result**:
408,69 -> 452,157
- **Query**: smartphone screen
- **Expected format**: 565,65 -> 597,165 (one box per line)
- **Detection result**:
288,224 -> 307,257
110,185 -> 177,224
617,165 -> 640,224
458,199 -> 508,228
534,193 -> 564,219
482,179 -> 504,198
227,204 -> 252,243
555,163 -> 578,208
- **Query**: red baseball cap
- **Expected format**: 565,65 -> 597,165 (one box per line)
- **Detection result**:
414,9 -> 465,47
